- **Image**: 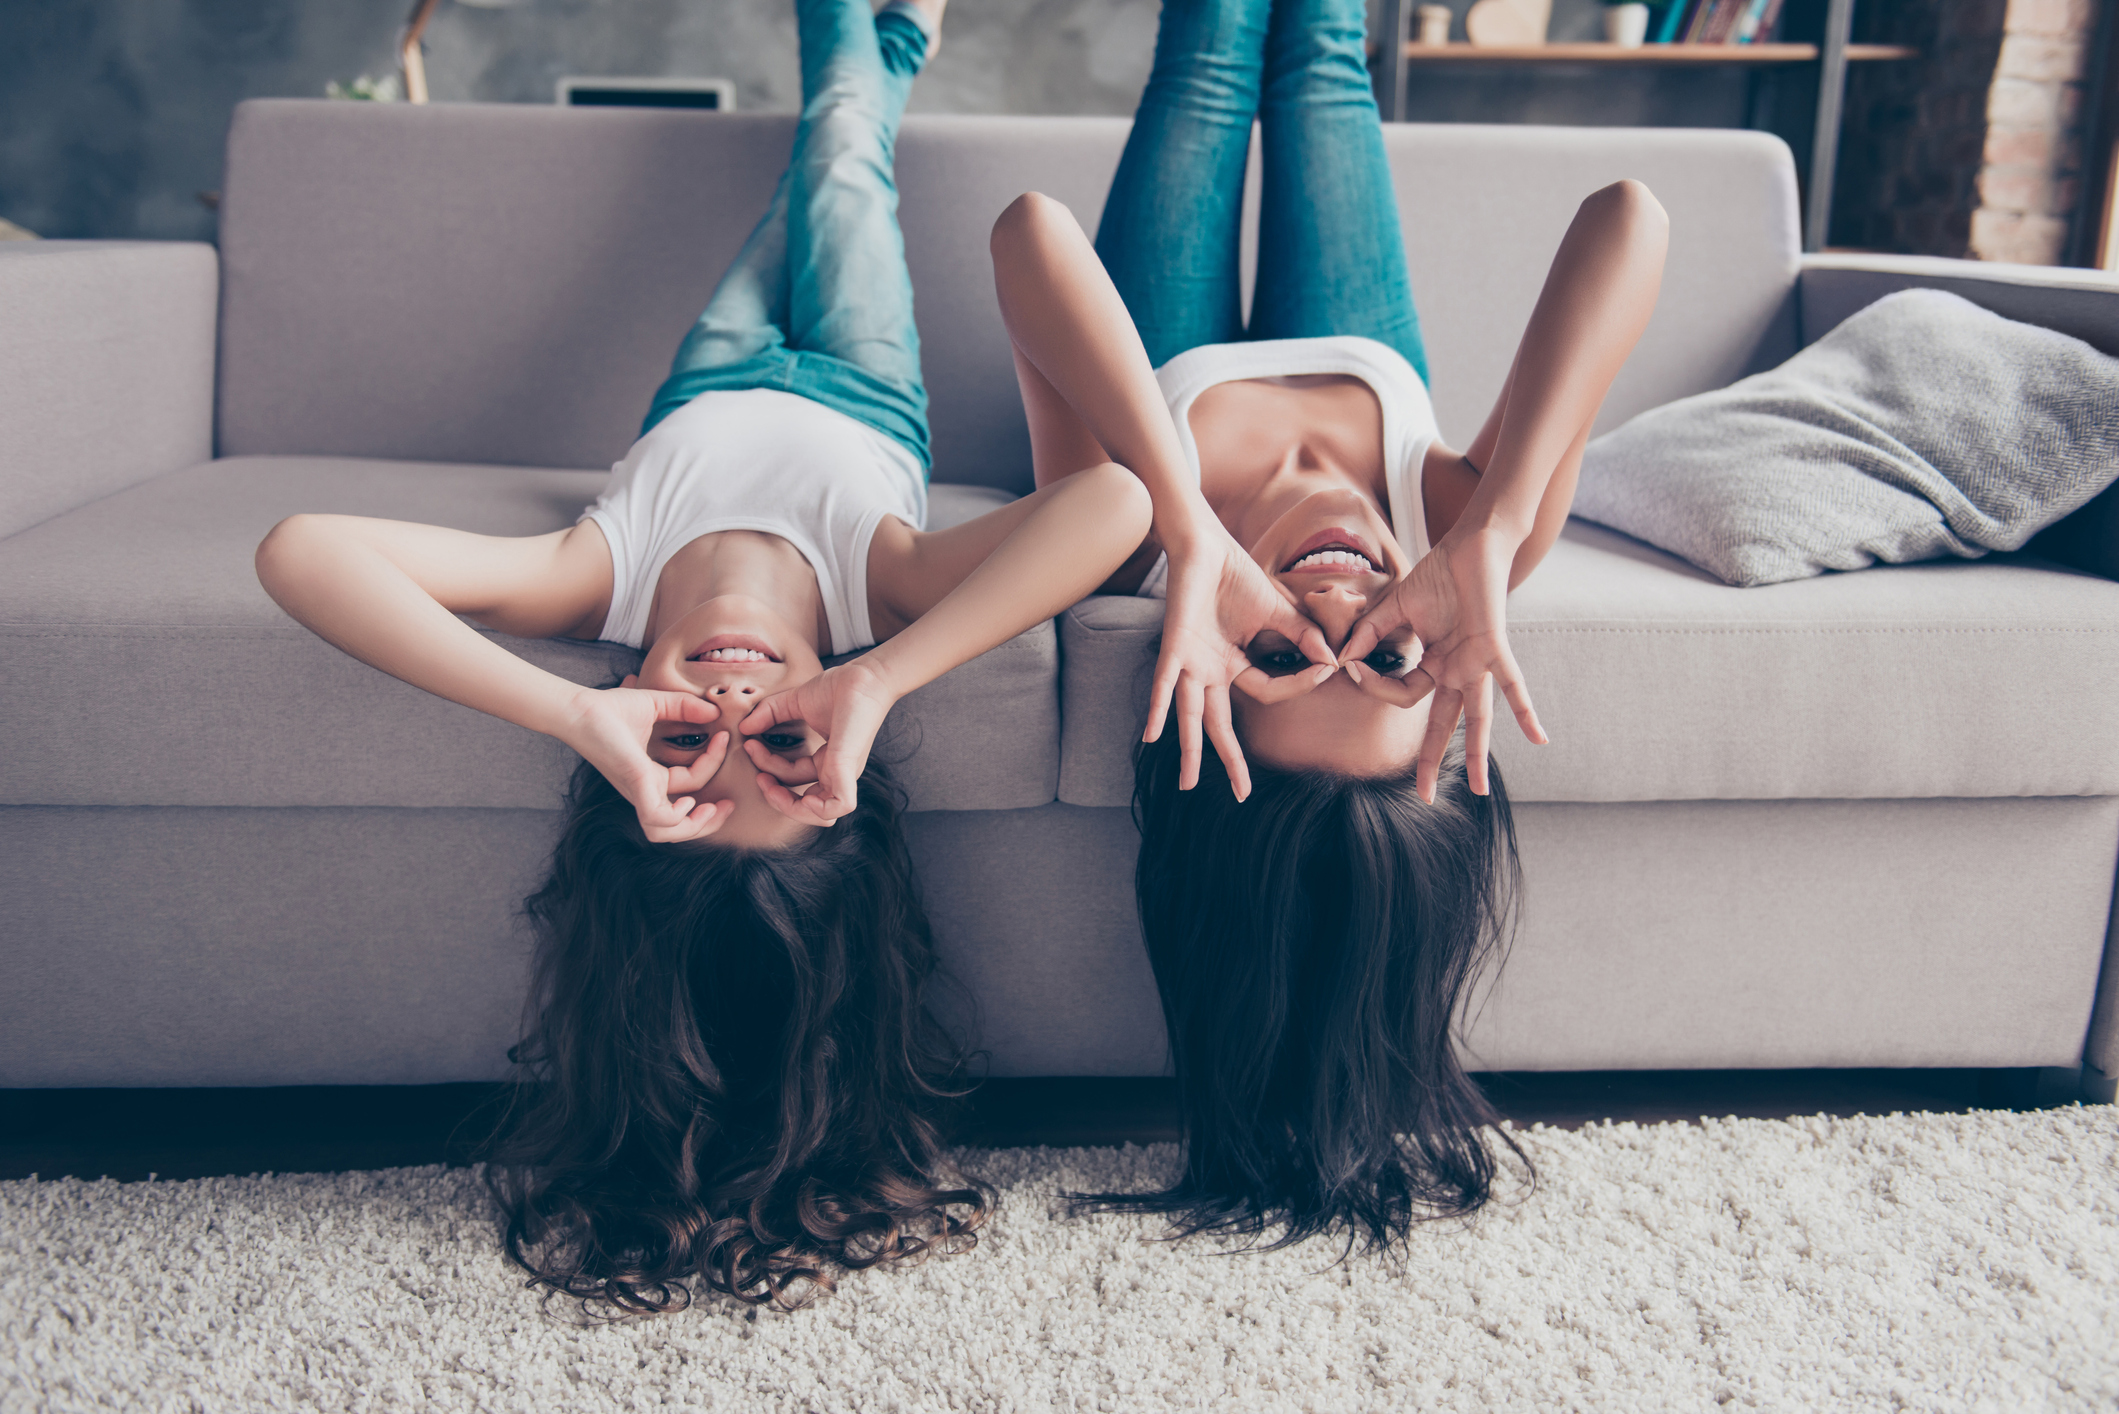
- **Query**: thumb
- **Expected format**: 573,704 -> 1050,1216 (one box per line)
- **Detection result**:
650,690 -> 718,724
1266,598 -> 1335,669
738,687 -> 804,736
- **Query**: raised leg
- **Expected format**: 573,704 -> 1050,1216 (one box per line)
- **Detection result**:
1093,0 -> 1272,367
644,0 -> 935,465
1249,0 -> 1428,383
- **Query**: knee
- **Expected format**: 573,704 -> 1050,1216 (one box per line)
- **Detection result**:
1585,179 -> 1668,236
1080,460 -> 1155,530
990,191 -> 1079,259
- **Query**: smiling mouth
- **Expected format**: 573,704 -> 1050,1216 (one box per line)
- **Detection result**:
1282,543 -> 1378,574
687,634 -> 781,665
1281,527 -> 1383,575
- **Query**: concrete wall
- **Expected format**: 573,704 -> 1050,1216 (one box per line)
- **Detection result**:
7,0 -> 1731,243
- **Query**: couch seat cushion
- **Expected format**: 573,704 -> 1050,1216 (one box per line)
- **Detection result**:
1057,520 -> 2119,806
0,457 -> 1054,811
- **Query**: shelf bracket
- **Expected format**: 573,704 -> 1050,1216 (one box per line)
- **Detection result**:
1804,0 -> 1856,251
1375,0 -> 1411,122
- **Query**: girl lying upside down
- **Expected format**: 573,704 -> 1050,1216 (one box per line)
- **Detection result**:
258,0 -> 1148,1311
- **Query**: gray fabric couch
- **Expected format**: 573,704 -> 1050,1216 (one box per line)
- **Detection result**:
6,102 -> 2118,1097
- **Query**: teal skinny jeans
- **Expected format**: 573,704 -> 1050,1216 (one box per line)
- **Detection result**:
643,0 -> 933,470
1094,0 -> 1430,384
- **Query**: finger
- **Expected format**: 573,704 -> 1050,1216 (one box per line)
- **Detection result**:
755,769 -> 836,826
811,746 -> 861,817
1464,673 -> 1494,796
1143,641 -> 1182,744
665,731 -> 730,794
1233,662 -> 1335,704
745,738 -> 822,785
1346,661 -> 1435,709
1263,598 -> 1335,670
645,690 -> 716,725
1175,672 -> 1206,791
624,772 -> 688,829
648,797 -> 735,844
641,795 -> 731,844
1202,686 -> 1249,801
1339,599 -> 1408,668
1416,687 -> 1461,806
737,692 -> 802,736
619,674 -> 639,690
1492,648 -> 1548,746
1339,620 -> 1380,667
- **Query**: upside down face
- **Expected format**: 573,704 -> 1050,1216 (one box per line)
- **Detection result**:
633,595 -> 827,850
1236,487 -> 1429,777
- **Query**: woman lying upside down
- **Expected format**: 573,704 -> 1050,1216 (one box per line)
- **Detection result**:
989,0 -> 1668,1249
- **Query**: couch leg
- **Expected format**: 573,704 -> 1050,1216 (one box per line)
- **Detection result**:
2082,1063 -> 2119,1106
2033,1065 -> 2088,1107
1980,1066 -> 2102,1108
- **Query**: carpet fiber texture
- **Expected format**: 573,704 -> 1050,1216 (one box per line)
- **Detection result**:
5,1108 -> 2118,1412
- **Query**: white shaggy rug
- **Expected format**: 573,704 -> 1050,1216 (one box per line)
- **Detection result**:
5,1109 -> 2118,1413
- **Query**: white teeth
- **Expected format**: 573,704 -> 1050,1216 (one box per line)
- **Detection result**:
1290,549 -> 1374,572
694,647 -> 770,662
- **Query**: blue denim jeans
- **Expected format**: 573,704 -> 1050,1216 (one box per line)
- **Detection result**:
1094,0 -> 1429,384
643,0 -> 933,470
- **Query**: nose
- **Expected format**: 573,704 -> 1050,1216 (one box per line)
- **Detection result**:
701,678 -> 762,701
1303,584 -> 1365,649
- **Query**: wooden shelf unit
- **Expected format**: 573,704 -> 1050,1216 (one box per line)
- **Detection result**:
1397,41 -> 1916,64
1372,0 -> 1912,251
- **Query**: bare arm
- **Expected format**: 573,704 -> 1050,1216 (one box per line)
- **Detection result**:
1426,179 -> 1670,585
255,515 -> 731,842
738,463 -> 1155,823
987,191 -> 1334,795
254,516 -> 612,734
1347,180 -> 1669,798
989,192 -> 1207,535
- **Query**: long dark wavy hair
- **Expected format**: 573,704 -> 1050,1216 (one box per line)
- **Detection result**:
484,756 -> 989,1314
1087,730 -> 1526,1253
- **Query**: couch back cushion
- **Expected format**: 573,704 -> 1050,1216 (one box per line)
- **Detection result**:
217,101 -> 1797,491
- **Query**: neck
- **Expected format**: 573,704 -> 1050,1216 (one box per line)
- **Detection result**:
646,530 -> 830,652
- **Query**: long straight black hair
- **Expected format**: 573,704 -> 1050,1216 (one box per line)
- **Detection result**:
485,757 -> 989,1314
1091,730 -> 1526,1252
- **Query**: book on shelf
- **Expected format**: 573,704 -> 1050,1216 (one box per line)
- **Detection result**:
1651,0 -> 1784,44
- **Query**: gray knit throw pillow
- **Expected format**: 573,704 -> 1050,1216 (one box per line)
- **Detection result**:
1573,289 -> 2119,587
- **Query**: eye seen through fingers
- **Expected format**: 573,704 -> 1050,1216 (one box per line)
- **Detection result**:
652,725 -> 814,765
1246,632 -> 1314,678
1247,631 -> 1415,679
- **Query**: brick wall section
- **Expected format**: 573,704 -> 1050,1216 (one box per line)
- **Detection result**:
1832,0 -> 2009,257
1970,0 -> 2097,262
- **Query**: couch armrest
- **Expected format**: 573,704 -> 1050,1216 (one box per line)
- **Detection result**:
0,241 -> 218,541
1800,252 -> 2119,355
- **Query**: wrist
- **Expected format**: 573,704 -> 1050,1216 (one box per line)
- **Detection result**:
544,683 -> 606,749
835,651 -> 909,708
1150,489 -> 1218,553
1440,518 -> 1528,561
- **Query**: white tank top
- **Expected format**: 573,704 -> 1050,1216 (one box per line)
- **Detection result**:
582,389 -> 927,655
1137,336 -> 1438,598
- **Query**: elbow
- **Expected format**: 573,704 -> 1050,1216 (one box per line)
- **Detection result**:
255,513 -> 322,599
1084,460 -> 1155,540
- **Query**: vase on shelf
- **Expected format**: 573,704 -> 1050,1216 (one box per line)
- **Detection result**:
1603,1 -> 1651,45
1465,0 -> 1551,46
1416,3 -> 1453,44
